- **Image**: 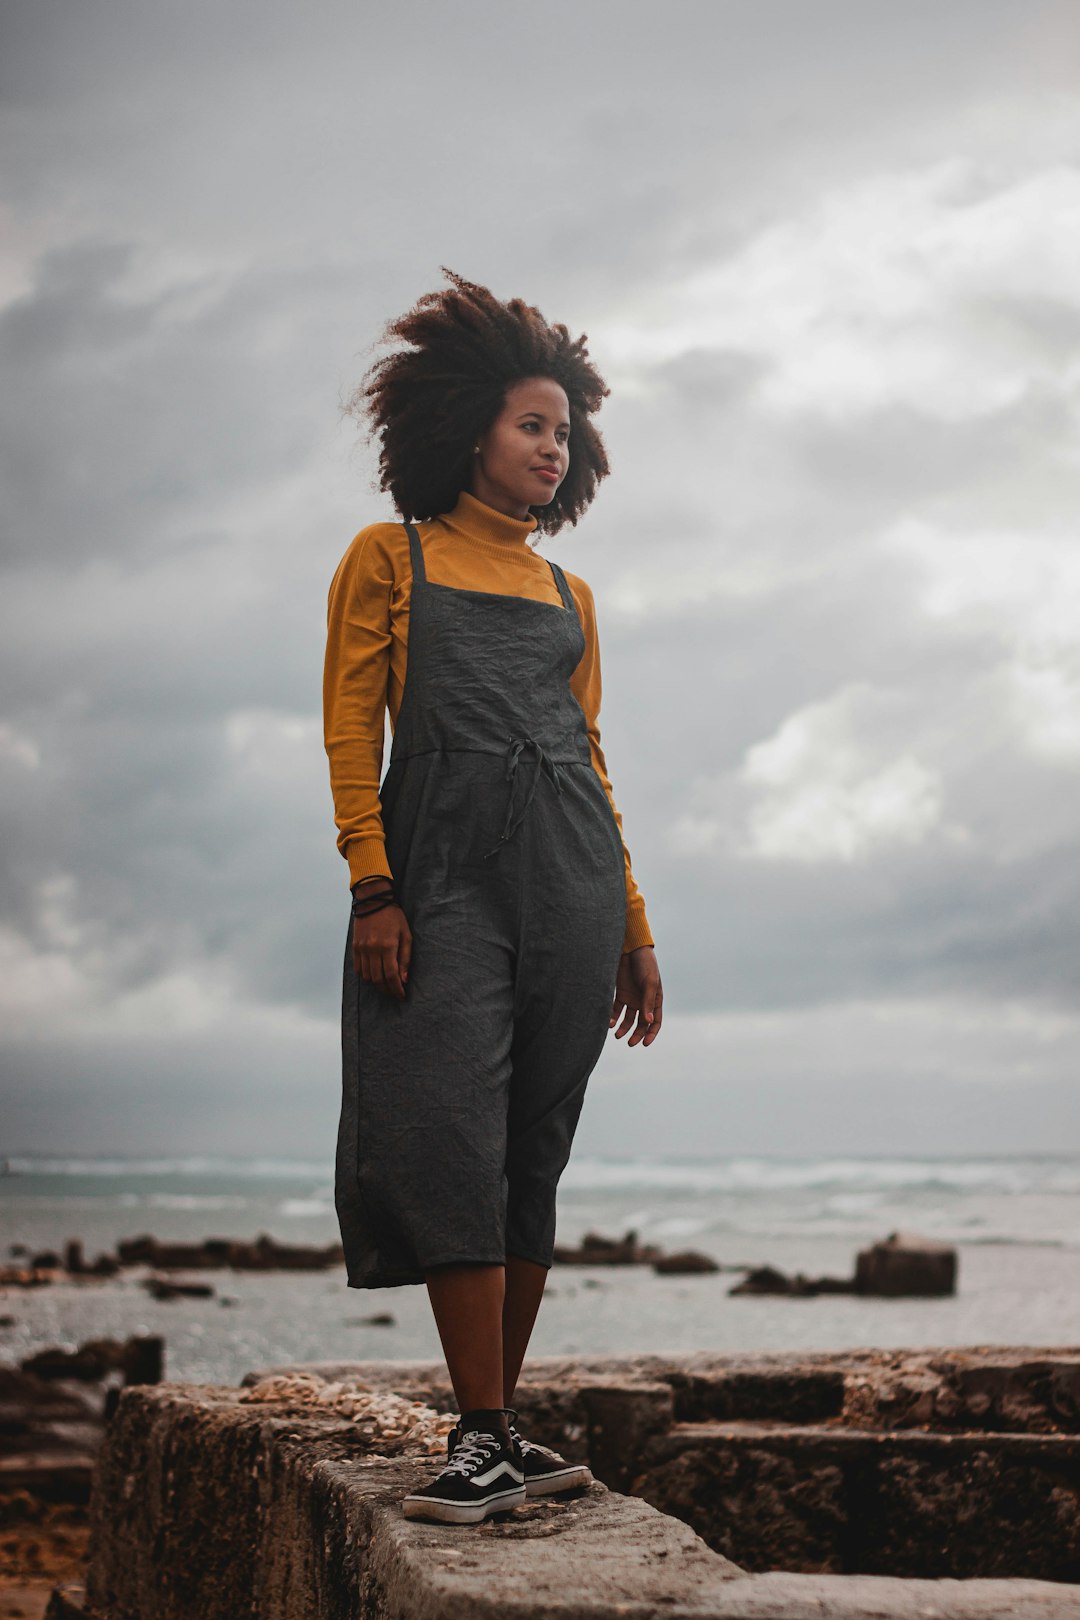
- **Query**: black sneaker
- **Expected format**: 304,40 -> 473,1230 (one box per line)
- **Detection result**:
508,1419 -> 593,1498
446,1416 -> 593,1499
402,1424 -> 525,1524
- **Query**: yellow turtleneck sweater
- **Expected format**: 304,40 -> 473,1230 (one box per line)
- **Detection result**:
323,490 -> 654,954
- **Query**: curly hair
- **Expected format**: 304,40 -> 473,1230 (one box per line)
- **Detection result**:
345,268 -> 611,535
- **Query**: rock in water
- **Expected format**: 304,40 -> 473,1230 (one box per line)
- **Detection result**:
855,1230 -> 957,1297
652,1250 -> 720,1274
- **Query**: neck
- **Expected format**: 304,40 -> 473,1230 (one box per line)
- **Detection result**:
475,494 -> 531,521
440,489 -> 539,552
467,475 -> 532,523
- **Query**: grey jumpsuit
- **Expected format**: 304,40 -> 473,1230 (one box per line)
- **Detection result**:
335,520 -> 628,1289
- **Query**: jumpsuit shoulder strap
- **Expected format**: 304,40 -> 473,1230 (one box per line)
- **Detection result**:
403,521 -> 427,585
546,559 -> 578,617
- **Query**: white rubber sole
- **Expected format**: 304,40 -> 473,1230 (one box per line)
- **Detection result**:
524,1462 -> 594,1497
402,1482 -> 527,1524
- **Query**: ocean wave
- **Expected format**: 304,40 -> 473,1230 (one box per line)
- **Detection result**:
559,1155 -> 1080,1196
0,1155 -> 329,1180
278,1198 -> 333,1218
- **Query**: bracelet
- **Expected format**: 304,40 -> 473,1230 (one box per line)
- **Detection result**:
351,881 -> 398,920
351,892 -> 398,919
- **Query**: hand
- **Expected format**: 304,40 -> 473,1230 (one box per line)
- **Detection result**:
610,945 -> 663,1047
352,881 -> 412,1001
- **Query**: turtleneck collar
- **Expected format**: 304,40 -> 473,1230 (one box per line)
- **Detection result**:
436,489 -> 542,566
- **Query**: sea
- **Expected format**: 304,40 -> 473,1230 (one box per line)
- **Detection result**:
2,1153 -> 1077,1386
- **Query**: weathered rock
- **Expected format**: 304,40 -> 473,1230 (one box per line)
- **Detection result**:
652,1248 -> 720,1274
855,1230 -> 957,1296
729,1265 -> 818,1295
80,1371 -> 1080,1617
142,1276 -> 215,1301
0,1262 -> 56,1286
579,1380 -> 674,1491
634,1419 -> 1080,1582
248,1347 -> 1080,1438
84,1382 -> 748,1620
45,1585 -> 92,1619
2,1334 -> 165,1505
114,1231 -> 345,1271
20,1335 -> 162,1383
552,1227 -> 664,1265
0,1369 -> 105,1501
729,1264 -> 856,1296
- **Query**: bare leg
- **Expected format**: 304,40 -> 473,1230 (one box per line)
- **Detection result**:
424,1261 -> 506,1413
502,1253 -> 549,1406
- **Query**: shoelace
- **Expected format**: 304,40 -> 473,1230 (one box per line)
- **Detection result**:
508,1424 -> 554,1459
442,1429 -> 502,1477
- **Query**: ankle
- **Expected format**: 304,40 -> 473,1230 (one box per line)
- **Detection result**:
459,1405 -> 516,1443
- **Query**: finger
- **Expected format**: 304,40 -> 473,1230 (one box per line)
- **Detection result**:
627,1008 -> 651,1047
641,1005 -> 663,1046
369,947 -> 391,997
642,984 -> 662,1028
399,925 -> 412,989
382,945 -> 405,1001
612,1004 -> 636,1040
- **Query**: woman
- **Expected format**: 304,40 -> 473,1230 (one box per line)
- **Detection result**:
324,269 -> 663,1525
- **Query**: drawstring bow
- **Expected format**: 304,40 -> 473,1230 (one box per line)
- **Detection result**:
483,735 -> 564,859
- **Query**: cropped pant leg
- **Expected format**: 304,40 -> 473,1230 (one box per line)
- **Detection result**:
336,899 -> 517,1287
503,788 -> 627,1268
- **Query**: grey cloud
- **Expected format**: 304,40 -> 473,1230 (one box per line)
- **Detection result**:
3,0 -> 1080,1154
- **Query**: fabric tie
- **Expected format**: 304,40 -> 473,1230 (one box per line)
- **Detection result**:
483,736 -> 565,859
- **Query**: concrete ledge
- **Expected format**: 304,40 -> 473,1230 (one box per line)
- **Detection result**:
80,1378 -> 1080,1619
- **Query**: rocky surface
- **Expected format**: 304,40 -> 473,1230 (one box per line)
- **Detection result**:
634,1421 -> 1080,1580
82,1375 -> 1080,1618
0,1335 -> 163,1503
0,1494 -> 89,1620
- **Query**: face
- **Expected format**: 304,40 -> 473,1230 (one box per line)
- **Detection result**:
469,376 -> 570,521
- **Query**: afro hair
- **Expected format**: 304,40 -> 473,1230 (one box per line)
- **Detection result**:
345,268 -> 611,534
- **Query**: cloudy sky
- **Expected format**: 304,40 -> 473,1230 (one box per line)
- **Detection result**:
3,1 -> 1079,1159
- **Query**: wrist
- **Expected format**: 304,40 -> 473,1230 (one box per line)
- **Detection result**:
351,874 -> 398,920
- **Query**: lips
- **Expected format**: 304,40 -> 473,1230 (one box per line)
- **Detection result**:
532,467 -> 560,482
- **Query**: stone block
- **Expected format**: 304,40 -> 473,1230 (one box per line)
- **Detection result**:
855,1231 -> 957,1296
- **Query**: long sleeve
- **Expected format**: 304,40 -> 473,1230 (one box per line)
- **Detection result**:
325,506 -> 656,954
567,575 -> 655,953
323,526 -> 396,886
